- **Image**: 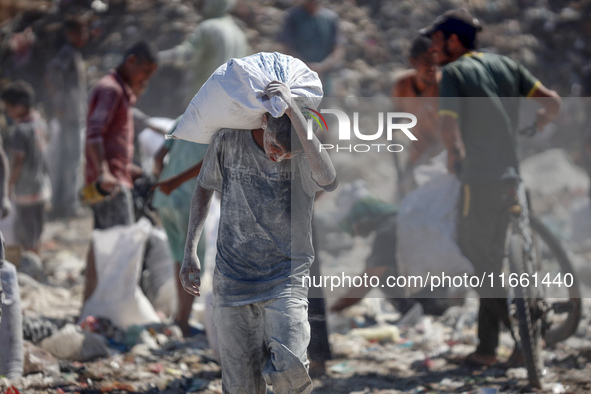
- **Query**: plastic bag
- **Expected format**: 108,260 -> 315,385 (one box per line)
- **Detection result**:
396,161 -> 473,292
40,324 -> 108,361
171,52 -> 323,144
79,218 -> 161,328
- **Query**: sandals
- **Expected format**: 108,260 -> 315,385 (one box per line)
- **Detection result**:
463,348 -> 525,369
464,352 -> 498,368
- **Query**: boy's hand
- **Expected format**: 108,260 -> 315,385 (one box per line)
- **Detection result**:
97,170 -> 120,195
152,176 -> 184,195
265,81 -> 292,110
0,197 -> 10,219
180,253 -> 201,297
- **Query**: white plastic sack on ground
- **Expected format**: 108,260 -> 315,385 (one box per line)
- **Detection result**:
79,218 -> 161,328
413,150 -> 449,187
171,52 -> 323,144
41,324 -> 108,361
141,226 -> 177,318
396,164 -> 473,292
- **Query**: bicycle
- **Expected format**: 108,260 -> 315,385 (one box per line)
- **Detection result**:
502,124 -> 582,389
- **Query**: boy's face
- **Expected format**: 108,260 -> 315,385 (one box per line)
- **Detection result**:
2,102 -> 27,120
263,129 -> 293,162
410,51 -> 437,85
261,114 -> 293,162
126,56 -> 158,96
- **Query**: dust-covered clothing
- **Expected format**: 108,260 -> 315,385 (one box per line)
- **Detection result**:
85,70 -> 137,189
198,129 -> 328,307
10,112 -> 50,206
213,297 -> 312,394
438,52 -> 539,184
0,261 -> 24,379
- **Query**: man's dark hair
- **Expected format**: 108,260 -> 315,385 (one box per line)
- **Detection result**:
0,80 -> 35,109
420,9 -> 481,50
64,17 -> 85,33
266,113 -> 302,153
410,36 -> 432,59
123,40 -> 158,65
441,27 -> 478,50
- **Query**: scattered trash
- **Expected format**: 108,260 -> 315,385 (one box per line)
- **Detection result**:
552,382 -> 567,393
186,378 -> 209,392
329,361 -> 356,374
505,367 -> 528,380
466,389 -> 499,394
396,302 -> 424,328
349,325 -> 400,343
23,342 -> 60,376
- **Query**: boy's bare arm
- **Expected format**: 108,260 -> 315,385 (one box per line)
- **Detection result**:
87,141 -> 119,193
0,145 -> 10,218
265,81 -> 337,187
530,84 -> 561,130
8,150 -> 25,195
180,183 -> 214,297
153,160 -> 203,196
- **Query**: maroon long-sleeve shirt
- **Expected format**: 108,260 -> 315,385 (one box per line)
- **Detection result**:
85,70 -> 136,188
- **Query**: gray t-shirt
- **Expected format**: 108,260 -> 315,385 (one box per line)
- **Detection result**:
199,129 -> 328,306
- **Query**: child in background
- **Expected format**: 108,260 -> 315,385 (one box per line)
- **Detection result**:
1,80 -> 50,255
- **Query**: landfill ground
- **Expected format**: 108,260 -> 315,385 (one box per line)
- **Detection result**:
3,146 -> 591,394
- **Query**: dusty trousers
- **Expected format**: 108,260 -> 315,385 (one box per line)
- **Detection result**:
213,297 -> 312,394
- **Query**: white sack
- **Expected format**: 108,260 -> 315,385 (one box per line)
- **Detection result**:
171,52 -> 323,144
396,161 -> 473,292
41,324 -> 108,361
79,218 -> 161,328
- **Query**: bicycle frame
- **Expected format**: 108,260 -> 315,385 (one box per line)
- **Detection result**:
503,172 -> 547,388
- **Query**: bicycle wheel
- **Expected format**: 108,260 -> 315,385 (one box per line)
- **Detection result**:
530,216 -> 582,346
508,233 -> 545,389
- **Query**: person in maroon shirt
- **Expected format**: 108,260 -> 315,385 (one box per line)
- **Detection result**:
82,41 -> 157,302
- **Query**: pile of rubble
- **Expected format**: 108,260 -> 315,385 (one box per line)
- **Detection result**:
1,0 -> 590,110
